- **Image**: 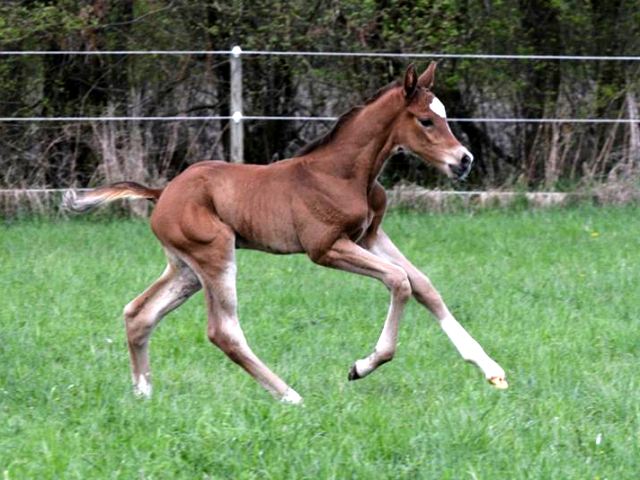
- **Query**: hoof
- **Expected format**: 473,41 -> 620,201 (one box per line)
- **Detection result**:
133,375 -> 152,398
280,388 -> 303,405
133,386 -> 152,398
488,375 -> 509,389
348,364 -> 362,381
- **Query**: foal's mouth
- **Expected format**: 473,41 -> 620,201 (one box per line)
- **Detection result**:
449,162 -> 472,181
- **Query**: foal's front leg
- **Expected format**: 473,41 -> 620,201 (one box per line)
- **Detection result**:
362,229 -> 508,389
317,237 -> 412,379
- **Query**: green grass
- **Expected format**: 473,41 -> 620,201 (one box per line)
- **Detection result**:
1,206 -> 640,479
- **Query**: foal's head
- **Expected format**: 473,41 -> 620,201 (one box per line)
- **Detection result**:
393,63 -> 473,180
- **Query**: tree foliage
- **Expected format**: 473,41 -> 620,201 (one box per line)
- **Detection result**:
1,0 -> 639,190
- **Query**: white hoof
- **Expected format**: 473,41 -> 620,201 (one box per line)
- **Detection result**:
133,376 -> 152,397
484,362 -> 508,389
488,375 -> 509,389
280,388 -> 302,404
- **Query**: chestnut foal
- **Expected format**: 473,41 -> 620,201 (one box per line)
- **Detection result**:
64,63 -> 507,403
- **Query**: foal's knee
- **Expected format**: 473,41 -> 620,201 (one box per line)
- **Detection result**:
415,288 -> 443,309
410,275 -> 444,309
387,267 -> 412,302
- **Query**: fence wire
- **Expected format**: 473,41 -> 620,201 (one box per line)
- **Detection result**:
2,49 -> 640,61
1,49 -> 638,124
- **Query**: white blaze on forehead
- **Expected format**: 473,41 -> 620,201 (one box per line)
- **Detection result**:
430,97 -> 447,118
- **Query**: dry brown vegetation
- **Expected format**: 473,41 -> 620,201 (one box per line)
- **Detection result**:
1,1 -> 639,215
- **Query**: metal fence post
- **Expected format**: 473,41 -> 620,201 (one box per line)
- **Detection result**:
230,45 -> 243,163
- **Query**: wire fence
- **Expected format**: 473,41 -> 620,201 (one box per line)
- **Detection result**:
2,49 -> 640,61
0,47 -> 640,205
0,48 -> 638,126
0,115 -> 636,124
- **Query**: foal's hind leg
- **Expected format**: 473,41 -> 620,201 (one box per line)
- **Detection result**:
316,237 -> 413,380
123,253 -> 201,396
182,233 -> 302,404
362,229 -> 508,389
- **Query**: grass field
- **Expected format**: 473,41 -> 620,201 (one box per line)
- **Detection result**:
1,206 -> 640,479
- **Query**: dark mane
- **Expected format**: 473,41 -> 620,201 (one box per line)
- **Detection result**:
296,80 -> 401,157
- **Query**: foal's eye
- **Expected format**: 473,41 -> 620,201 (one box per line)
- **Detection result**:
419,118 -> 434,128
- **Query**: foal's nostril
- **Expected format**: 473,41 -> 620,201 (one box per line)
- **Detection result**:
450,153 -> 473,180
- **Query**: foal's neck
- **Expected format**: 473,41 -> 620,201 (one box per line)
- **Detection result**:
307,88 -> 403,189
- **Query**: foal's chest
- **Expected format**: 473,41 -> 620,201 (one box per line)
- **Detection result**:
346,208 -> 375,244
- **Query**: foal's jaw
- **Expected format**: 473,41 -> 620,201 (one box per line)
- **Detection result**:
393,143 -> 474,181
445,147 -> 474,180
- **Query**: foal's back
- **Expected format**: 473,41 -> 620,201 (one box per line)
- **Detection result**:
150,159 -> 309,254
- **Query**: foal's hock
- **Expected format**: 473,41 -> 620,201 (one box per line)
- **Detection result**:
63,63 -> 507,403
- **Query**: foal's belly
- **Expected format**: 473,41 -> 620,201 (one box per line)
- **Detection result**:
228,207 -> 305,254
234,233 -> 304,254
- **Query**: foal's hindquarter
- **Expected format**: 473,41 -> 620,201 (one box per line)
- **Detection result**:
76,64 -> 507,403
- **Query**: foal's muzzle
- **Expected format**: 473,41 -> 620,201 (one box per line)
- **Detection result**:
450,154 -> 473,180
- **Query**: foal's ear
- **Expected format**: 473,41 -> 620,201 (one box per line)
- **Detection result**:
417,61 -> 437,89
403,64 -> 418,98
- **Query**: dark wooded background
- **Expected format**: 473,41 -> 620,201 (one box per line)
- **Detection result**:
1,0 -> 638,192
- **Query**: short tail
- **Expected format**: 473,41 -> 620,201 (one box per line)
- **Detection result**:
62,181 -> 164,214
